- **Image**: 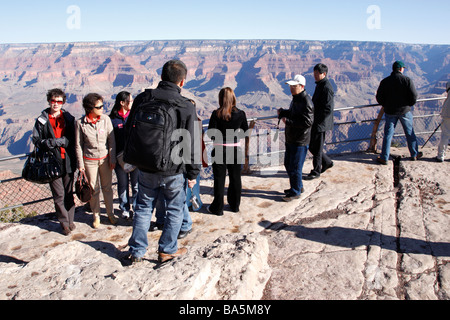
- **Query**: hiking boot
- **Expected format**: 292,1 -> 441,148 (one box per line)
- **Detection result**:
376,158 -> 388,165
158,247 -> 188,264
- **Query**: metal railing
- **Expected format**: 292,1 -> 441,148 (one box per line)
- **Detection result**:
0,97 -> 446,220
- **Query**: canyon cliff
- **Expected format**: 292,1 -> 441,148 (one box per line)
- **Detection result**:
0,40 -> 449,158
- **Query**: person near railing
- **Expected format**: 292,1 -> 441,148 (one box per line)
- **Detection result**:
376,61 -> 422,165
75,93 -> 117,228
109,91 -> 138,219
31,89 -> 77,235
436,81 -> 450,162
278,75 -> 314,202
304,63 -> 335,180
206,87 -> 249,215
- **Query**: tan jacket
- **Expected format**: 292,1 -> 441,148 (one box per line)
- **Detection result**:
75,114 -> 116,169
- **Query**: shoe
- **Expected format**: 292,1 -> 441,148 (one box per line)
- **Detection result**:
130,255 -> 143,264
321,161 -> 334,174
108,214 -> 118,225
304,172 -> 320,180
121,210 -> 130,219
149,221 -> 164,232
284,187 -> 305,195
376,157 -> 388,165
435,157 -> 444,163
158,247 -> 188,264
412,152 -> 423,161
282,193 -> 301,202
92,214 -> 100,229
61,225 -> 71,236
207,205 -> 223,216
178,229 -> 192,239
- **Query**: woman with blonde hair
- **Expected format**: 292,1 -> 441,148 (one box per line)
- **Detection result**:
207,87 -> 248,216
75,93 -> 116,228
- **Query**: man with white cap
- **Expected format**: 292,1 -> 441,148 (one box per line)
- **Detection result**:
277,75 -> 314,202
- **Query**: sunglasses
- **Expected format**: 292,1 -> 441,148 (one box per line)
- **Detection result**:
50,100 -> 64,105
93,105 -> 104,110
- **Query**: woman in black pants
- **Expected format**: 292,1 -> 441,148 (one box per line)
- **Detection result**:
207,87 -> 248,216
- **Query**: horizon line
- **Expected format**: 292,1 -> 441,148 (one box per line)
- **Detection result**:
1,38 -> 449,47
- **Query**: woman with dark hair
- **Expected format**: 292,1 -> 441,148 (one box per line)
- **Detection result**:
75,93 -> 116,228
110,91 -> 138,219
32,88 -> 77,235
206,87 -> 248,216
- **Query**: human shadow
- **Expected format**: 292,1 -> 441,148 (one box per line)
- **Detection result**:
259,220 -> 450,257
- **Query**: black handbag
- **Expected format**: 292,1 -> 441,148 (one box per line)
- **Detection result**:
22,147 -> 63,184
75,170 -> 92,203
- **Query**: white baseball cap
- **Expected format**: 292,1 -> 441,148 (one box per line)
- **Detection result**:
286,75 -> 306,86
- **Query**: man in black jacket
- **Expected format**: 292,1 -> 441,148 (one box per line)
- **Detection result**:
376,61 -> 421,165
127,60 -> 201,264
278,75 -> 314,202
304,63 -> 335,180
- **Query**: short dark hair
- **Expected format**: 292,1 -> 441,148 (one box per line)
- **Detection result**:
314,63 -> 328,75
47,88 -> 66,103
161,60 -> 187,84
82,93 -> 103,113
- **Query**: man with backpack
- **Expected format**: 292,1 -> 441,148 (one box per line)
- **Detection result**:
125,60 -> 200,264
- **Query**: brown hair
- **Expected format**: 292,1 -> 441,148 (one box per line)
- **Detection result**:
217,87 -> 237,121
82,93 -> 103,113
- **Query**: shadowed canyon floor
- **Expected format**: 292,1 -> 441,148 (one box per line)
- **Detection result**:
0,147 -> 449,300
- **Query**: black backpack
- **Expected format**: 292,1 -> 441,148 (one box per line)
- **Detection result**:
124,90 -> 181,173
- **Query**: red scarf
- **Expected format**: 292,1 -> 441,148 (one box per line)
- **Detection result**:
49,111 -> 66,159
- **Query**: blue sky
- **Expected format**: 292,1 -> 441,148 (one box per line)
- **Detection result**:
0,0 -> 449,44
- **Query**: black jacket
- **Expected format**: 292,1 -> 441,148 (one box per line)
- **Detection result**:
279,90 -> 314,146
207,108 -> 249,143
126,81 -> 201,180
376,71 -> 418,116
312,77 -> 334,132
32,108 -> 77,174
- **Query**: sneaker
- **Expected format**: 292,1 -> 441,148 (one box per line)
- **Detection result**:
376,157 -> 388,165
158,247 -> 188,264
121,210 -> 130,219
435,157 -> 444,163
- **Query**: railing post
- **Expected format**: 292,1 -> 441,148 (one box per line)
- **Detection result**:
242,120 -> 256,174
368,107 -> 384,154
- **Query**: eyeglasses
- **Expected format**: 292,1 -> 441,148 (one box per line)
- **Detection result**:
93,105 -> 104,110
50,100 -> 64,105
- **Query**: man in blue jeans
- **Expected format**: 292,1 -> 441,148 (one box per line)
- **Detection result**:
126,60 -> 200,264
278,75 -> 314,202
376,61 -> 422,165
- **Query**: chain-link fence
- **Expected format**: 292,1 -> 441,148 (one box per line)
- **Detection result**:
0,98 -> 445,220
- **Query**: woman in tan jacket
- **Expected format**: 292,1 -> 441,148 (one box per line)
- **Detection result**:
75,93 -> 117,228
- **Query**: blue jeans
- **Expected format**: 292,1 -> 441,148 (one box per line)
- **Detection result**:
154,179 -> 195,232
114,165 -> 139,212
284,144 -> 309,196
381,112 -> 419,161
128,172 -> 187,257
